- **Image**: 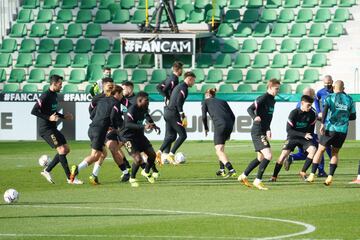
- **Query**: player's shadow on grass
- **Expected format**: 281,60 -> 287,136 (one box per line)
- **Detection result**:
10,201 -> 124,206
0,213 -> 183,219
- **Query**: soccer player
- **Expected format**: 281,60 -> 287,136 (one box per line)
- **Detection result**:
349,161 -> 360,184
238,79 -> 280,190
31,75 -> 82,184
120,91 -> 161,187
201,88 -> 236,178
156,61 -> 183,105
269,95 -> 317,182
156,71 -> 196,164
307,80 -> 356,186
89,67 -> 111,96
70,85 -> 125,183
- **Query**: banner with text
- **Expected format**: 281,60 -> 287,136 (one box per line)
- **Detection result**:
123,38 -> 193,54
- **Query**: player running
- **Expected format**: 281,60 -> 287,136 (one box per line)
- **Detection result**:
201,88 -> 236,178
120,92 -> 161,187
269,95 -> 317,182
307,80 -> 356,186
238,79 -> 280,190
157,61 -> 183,105
156,71 -> 196,164
31,75 -> 82,184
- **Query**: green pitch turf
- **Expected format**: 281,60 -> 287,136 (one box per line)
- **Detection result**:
0,140 -> 359,239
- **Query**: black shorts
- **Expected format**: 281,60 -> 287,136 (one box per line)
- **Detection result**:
124,135 -> 152,155
214,125 -> 233,145
41,129 -> 67,148
251,133 -> 270,152
282,138 -> 314,152
88,127 -> 107,151
319,131 -> 347,149
106,130 -> 119,142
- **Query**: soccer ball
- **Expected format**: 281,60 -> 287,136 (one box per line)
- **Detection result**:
38,155 -> 50,167
3,189 -> 19,204
174,152 -> 186,164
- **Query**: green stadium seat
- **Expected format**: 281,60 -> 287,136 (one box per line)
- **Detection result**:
201,84 -> 216,93
339,0 -> 356,7
214,54 -> 232,68
93,39 -> 110,53
48,23 -> 65,38
49,69 -> 65,78
216,0 -> 228,8
15,53 -> 33,67
224,10 -> 240,23
225,69 -> 243,83
54,54 -> 71,67
95,9 -> 112,23
206,69 -> 223,83
17,9 -> 34,23
8,69 -> 26,83
87,65 -> 103,82
302,0 -> 319,7
175,9 -> 186,23
290,53 -> 308,68
133,84 -> 141,93
56,9 -> 73,23
270,23 -> 288,37
302,69 -> 319,83
62,0 -> 78,9
280,38 -> 296,53
80,0 -> 97,9
144,84 -> 158,93
74,39 -> 92,53
72,54 -> 89,68
278,9 -> 295,23
205,7 -> 221,22
187,69 -> 203,83
150,69 -> 167,84
35,54 -> 52,68
245,69 -> 262,83
252,54 -> 269,68
233,53 -> 251,68
203,38 -> 220,53
124,54 -> 140,68
219,85 -> 235,93
108,2 -> 121,15
22,0 -> 39,9
326,23 -> 344,37
105,54 -> 120,68
69,69 -> 86,83
242,9 -> 259,23
229,0 -> 245,9
289,23 -> 306,37
139,54 -> 154,68
76,10 -> 92,23
297,38 -> 314,53
234,23 -> 253,37
85,24 -> 102,38
296,9 -> 313,23
187,9 -> 205,23
283,69 -> 300,83
253,23 -> 270,37
271,54 -> 288,68
279,84 -> 292,94
28,69 -> 45,83
121,0 -> 135,9
131,9 -> 146,24
284,0 -> 300,8
216,23 -> 234,37
176,0 -> 192,8
10,23 -> 27,37
222,39 -> 239,53
43,0 -> 59,9
237,84 -> 253,93
0,53 -> 12,67
113,9 -> 130,23
138,0 -> 155,8
316,38 -> 333,52
0,39 -> 17,53
264,69 -> 281,82
85,84 -> 93,93
310,53 -> 327,67
333,9 -> 350,22
100,0 -> 115,9
42,84 -> 50,92
22,84 -> 38,92
112,39 -> 121,53
240,39 -> 257,53
150,11 -> 167,24
314,9 -> 331,23
66,23 -> 83,38
320,0 -> 336,7
113,69 -> 128,83
265,0 -> 282,8
36,9 -> 53,23
38,39 -> 55,53
3,83 -> 19,93
309,23 -> 326,37
247,0 -> 263,8
296,84 -> 311,94
181,3 -> 194,16
196,53 -> 212,68
256,84 -> 267,92
29,23 -> 47,37
63,84 -> 79,93
195,0 -> 209,8
259,39 -> 276,53
131,69 -> 147,83
260,9 -> 277,23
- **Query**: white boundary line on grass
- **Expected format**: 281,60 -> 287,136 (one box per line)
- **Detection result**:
0,205 -> 316,240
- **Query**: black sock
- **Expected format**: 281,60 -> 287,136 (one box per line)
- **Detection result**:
244,158 -> 261,176
311,163 -> 319,174
119,163 -> 127,172
272,163 -> 282,178
145,157 -> 155,174
58,154 -> 71,179
152,164 -> 159,173
140,162 -> 146,169
329,163 -> 337,176
131,162 -> 140,178
358,160 -> 360,175
219,161 -> 225,170
124,157 -> 131,169
302,158 -> 313,173
46,153 -> 60,172
225,162 -> 234,172
256,159 -> 270,180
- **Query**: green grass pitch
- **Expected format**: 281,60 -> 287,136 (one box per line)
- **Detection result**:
0,140 -> 359,239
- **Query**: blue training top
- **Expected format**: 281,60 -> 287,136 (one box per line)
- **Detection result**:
315,87 -> 333,113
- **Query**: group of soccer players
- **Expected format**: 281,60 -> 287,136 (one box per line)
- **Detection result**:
32,63 -> 359,189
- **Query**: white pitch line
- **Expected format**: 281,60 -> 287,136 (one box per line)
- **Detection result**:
1,205 -> 316,240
